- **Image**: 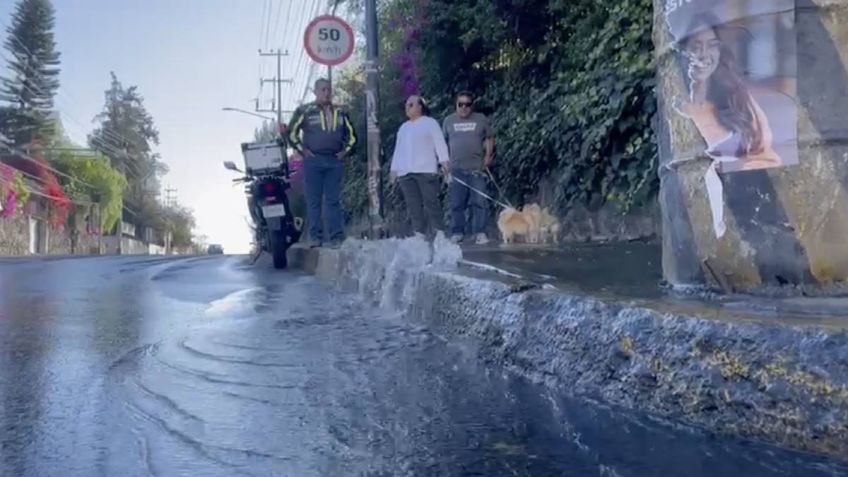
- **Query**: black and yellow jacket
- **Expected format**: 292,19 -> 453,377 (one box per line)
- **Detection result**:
288,103 -> 357,156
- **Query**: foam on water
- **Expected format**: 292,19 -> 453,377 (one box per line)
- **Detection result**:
204,287 -> 266,318
328,232 -> 462,311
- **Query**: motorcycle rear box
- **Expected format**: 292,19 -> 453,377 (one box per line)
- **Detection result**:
241,140 -> 285,174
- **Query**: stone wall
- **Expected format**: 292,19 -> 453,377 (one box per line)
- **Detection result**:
100,235 -> 153,255
0,212 -> 103,256
48,227 -> 103,255
344,188 -> 660,243
0,214 -> 30,255
654,0 -> 848,294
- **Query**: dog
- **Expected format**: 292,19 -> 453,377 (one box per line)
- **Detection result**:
539,207 -> 561,244
521,203 -> 544,243
497,203 -> 561,245
497,203 -> 544,244
497,207 -> 531,244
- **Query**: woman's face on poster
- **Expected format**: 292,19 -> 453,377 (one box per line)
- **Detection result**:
683,27 -> 721,83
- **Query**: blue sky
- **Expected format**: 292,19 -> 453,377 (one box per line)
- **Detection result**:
1,0 -> 339,253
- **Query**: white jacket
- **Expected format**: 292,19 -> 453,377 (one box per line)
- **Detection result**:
390,116 -> 450,177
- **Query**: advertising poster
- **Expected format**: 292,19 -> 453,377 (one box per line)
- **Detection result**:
665,0 -> 798,174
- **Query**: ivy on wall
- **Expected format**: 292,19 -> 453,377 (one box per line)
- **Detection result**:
338,0 -> 658,222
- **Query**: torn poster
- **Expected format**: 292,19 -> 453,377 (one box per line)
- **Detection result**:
664,0 -> 799,236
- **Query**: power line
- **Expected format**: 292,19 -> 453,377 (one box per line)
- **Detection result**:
0,52 -> 145,176
282,0 -> 323,109
270,0 -> 285,48
0,175 -> 95,207
258,0 -> 269,50
0,31 -> 140,152
2,21 -> 167,227
0,29 -> 162,181
0,142 -> 99,191
297,0 -> 335,105
277,0 -> 295,48
266,0 -> 316,111
263,0 -> 274,51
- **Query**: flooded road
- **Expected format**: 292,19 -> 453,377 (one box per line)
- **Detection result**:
0,255 -> 846,476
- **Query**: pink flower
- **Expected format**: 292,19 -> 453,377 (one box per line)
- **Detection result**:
1,190 -> 16,218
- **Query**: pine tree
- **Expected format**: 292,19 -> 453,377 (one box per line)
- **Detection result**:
89,72 -> 166,223
253,120 -> 279,142
0,0 -> 61,146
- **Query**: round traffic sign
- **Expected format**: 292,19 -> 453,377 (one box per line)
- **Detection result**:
303,15 -> 355,66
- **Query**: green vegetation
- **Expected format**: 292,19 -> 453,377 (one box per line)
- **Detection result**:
51,148 -> 127,231
0,0 -> 61,145
0,0 -> 197,248
337,0 -> 658,220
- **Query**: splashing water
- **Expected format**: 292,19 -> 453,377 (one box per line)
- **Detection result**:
329,232 -> 462,311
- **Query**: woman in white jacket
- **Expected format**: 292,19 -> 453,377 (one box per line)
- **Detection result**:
390,95 -> 451,237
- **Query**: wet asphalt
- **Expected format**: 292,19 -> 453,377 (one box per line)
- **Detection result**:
0,255 -> 846,477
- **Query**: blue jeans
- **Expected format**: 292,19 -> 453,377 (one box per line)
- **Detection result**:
449,169 -> 488,235
303,154 -> 344,242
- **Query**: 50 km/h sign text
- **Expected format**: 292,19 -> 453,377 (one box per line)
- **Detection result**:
304,15 -> 354,66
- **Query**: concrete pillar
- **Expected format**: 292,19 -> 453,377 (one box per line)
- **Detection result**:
654,0 -> 848,293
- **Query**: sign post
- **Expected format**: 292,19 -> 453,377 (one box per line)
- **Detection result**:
364,0 -> 384,237
304,13 -> 383,237
303,15 -> 355,66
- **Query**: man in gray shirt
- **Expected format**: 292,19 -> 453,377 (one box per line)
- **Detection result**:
442,91 -> 495,244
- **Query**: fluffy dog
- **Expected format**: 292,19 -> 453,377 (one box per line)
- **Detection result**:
497,207 -> 531,244
540,207 -> 561,244
497,203 -> 544,244
497,203 -> 561,245
522,203 -> 543,243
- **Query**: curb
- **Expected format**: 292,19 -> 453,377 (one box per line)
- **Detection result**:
287,241 -> 848,460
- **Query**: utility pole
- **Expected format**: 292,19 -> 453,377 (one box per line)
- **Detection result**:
165,187 -> 177,207
365,0 -> 384,238
164,186 -> 177,255
258,49 -> 293,126
327,0 -> 340,86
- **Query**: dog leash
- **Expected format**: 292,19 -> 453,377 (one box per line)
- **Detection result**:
483,167 -> 514,208
450,174 -> 513,210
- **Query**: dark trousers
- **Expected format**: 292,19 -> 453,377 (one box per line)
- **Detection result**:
304,154 -> 344,242
398,173 -> 443,236
449,169 -> 488,235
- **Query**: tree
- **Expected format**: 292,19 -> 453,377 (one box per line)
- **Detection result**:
0,0 -> 61,146
154,204 -> 195,249
253,120 -> 278,142
51,146 -> 128,233
335,0 -> 657,224
89,72 -> 167,224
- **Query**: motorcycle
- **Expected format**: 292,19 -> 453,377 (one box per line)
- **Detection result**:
223,137 -> 301,269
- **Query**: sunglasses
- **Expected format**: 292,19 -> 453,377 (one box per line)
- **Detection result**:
457,102 -> 473,107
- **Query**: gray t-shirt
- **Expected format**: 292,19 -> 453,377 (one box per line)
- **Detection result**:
442,112 -> 493,170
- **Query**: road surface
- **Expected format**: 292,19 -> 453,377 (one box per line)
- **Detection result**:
0,255 -> 846,476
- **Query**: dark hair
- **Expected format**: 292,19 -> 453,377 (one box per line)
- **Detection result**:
455,91 -> 474,103
314,78 -> 331,89
407,95 -> 431,116
677,13 -> 764,156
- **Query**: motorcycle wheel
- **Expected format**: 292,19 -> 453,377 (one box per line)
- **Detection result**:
269,229 -> 288,269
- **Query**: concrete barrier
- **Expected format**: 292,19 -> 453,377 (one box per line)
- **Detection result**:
288,238 -> 848,460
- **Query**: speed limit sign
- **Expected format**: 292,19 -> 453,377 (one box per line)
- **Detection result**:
303,15 -> 355,66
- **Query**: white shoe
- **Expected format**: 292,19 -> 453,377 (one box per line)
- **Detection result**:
475,233 -> 490,245
450,234 -> 463,244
